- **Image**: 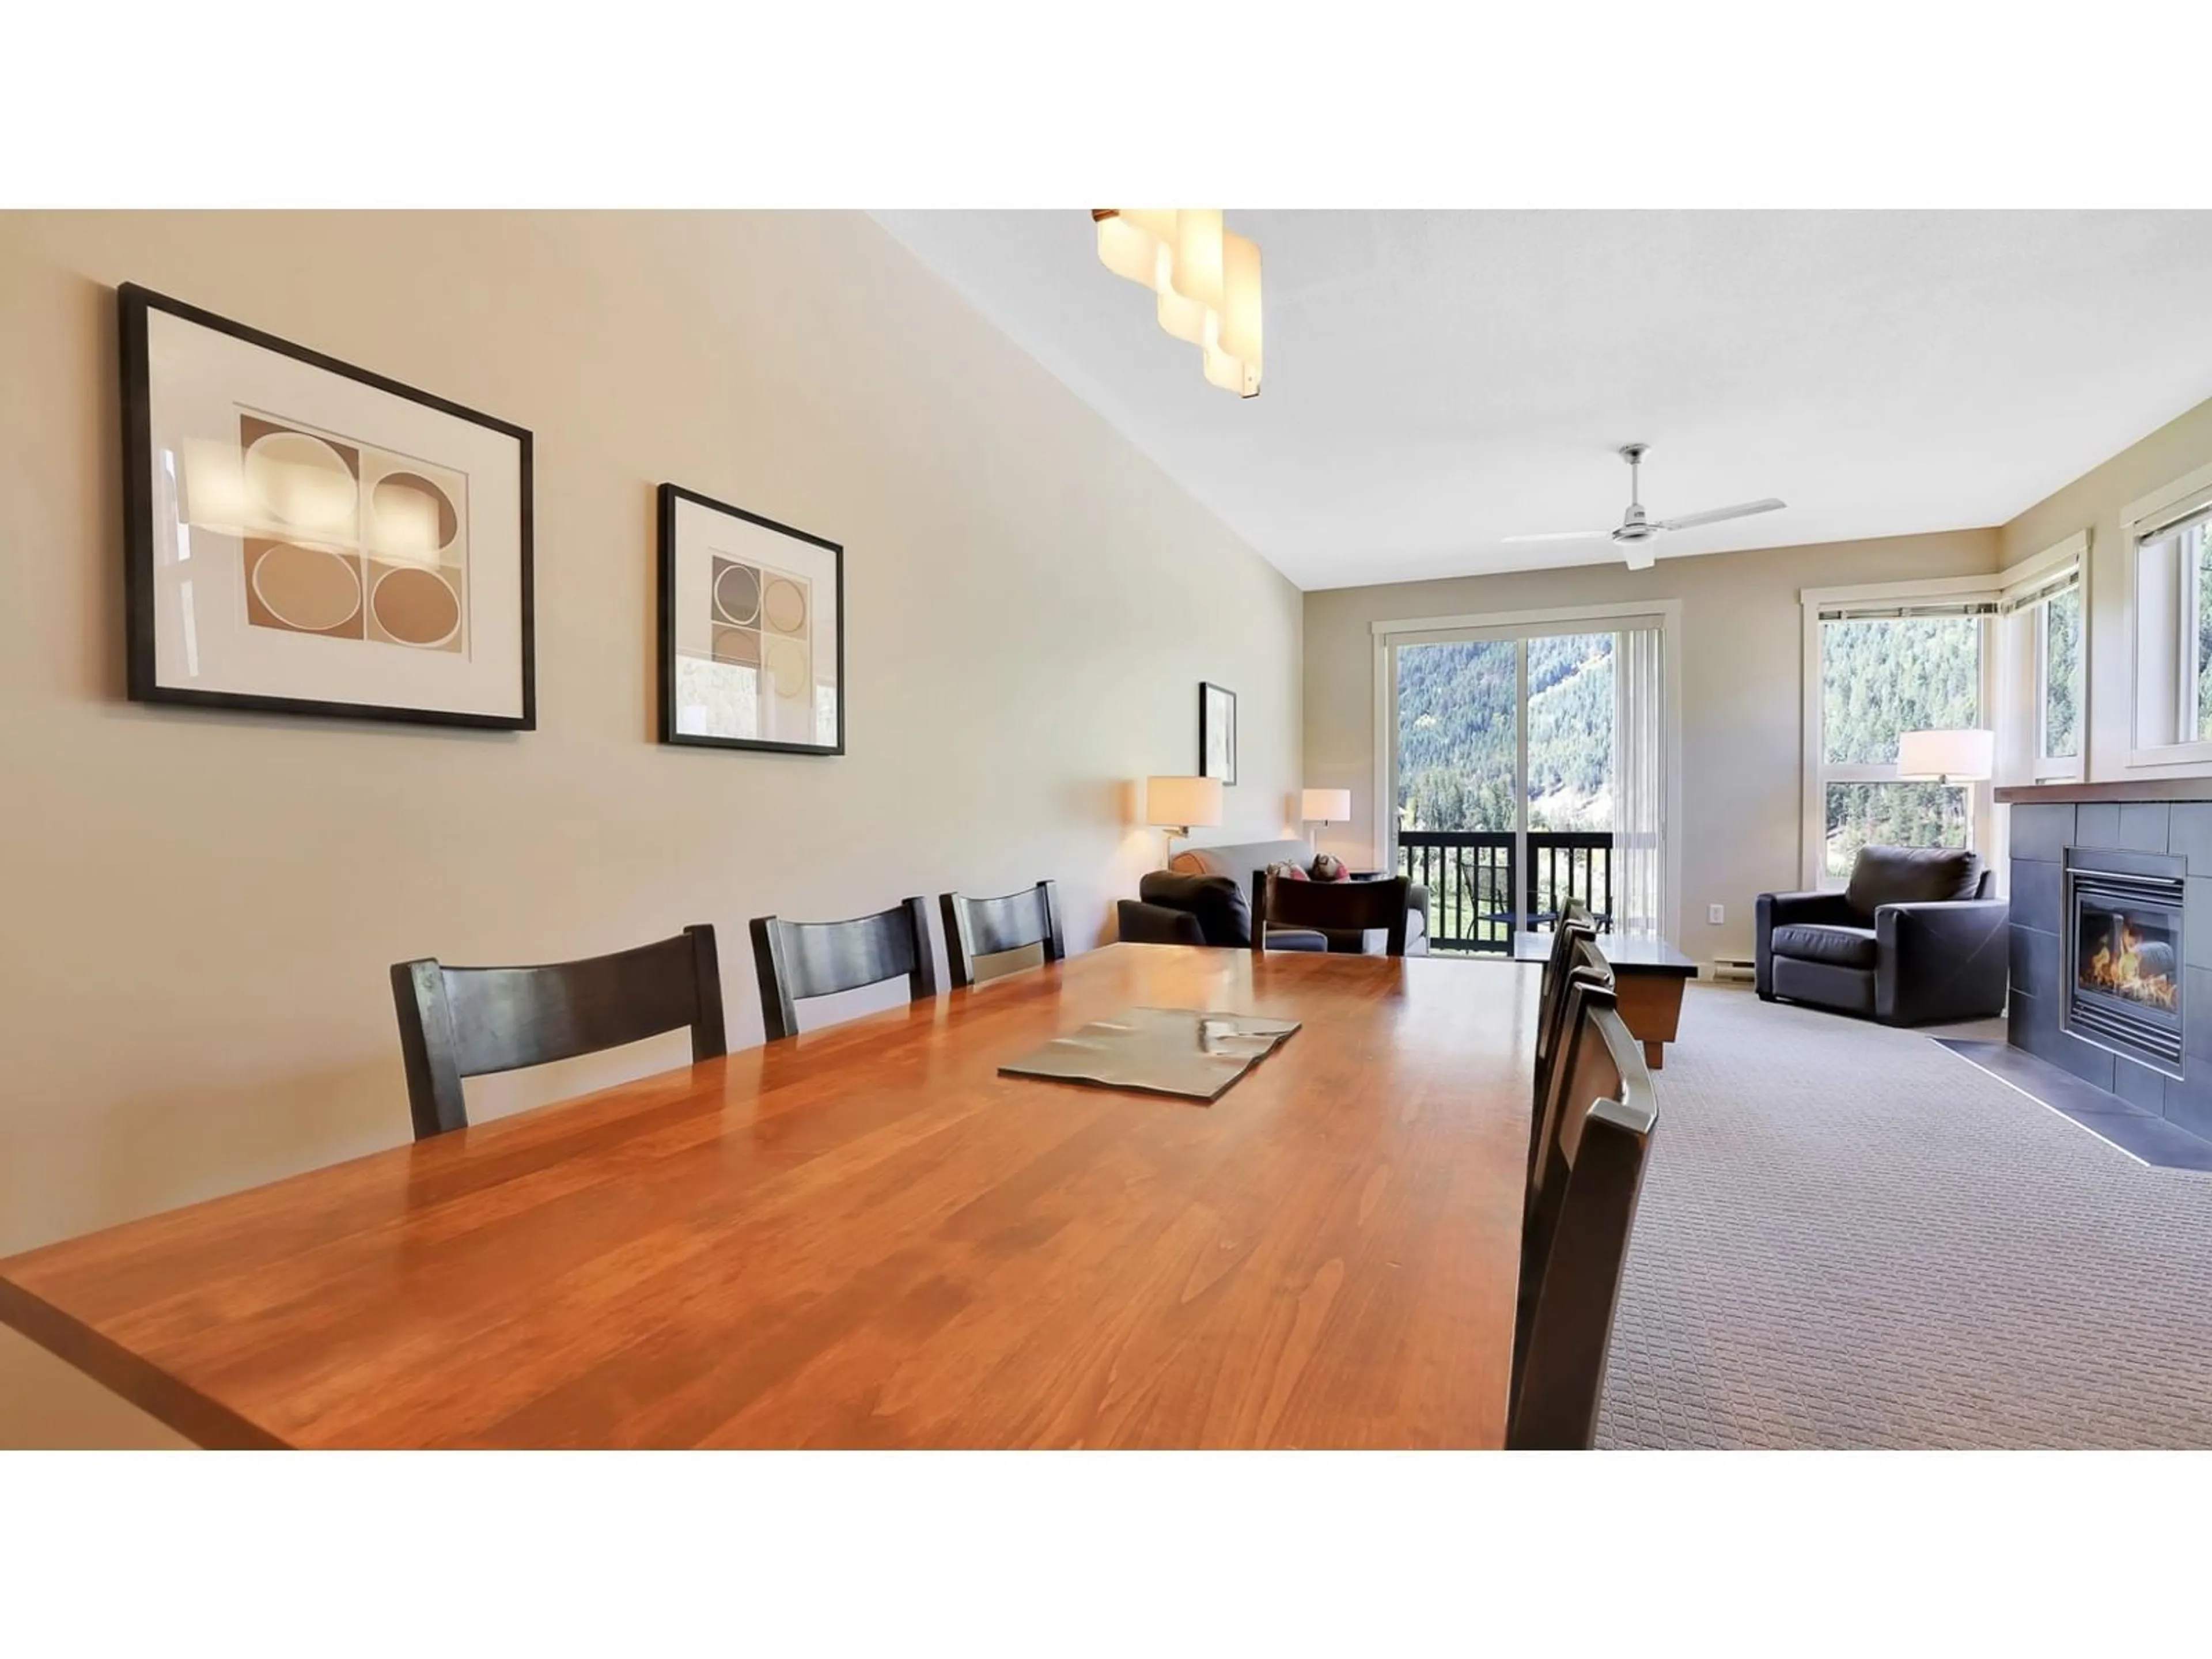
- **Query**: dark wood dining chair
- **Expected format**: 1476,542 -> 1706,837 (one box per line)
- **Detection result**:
391,925 -> 727,1142
940,880 -> 1066,989
749,896 -> 938,1041
1509,986 -> 1658,1450
1532,903 -> 1601,1108
1529,935 -> 1615,1194
1252,872 -> 1412,957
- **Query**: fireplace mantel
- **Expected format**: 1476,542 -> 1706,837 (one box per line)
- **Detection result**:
1997,779 -> 2212,804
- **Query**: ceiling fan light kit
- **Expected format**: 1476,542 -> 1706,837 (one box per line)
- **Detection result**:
1503,443 -> 1786,569
1094,209 -> 1262,398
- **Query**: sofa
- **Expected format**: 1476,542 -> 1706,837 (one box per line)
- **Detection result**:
1755,844 -> 2008,1025
1116,838 -> 1430,956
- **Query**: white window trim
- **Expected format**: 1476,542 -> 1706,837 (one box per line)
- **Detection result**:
2124,460 -> 2212,771
1799,574 -> 1999,891
2002,530 -> 2087,785
1369,597 -> 1684,945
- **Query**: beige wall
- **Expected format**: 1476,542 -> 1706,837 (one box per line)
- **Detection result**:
1302,531 -> 2002,967
1999,393 -> 2212,782
0,212 -> 1302,1445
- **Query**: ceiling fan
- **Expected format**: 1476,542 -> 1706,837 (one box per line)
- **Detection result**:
1503,444 -> 1785,571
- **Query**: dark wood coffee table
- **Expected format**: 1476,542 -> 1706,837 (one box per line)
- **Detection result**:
1512,930 -> 1697,1070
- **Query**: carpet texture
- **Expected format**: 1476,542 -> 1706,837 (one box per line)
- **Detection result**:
1594,986 -> 2212,1449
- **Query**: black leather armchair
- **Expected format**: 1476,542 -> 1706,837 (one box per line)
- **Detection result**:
1756,846 -> 2008,1025
1116,872 -> 1328,952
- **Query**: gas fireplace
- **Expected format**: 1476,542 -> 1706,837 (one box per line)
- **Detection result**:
2067,859 -> 2184,1070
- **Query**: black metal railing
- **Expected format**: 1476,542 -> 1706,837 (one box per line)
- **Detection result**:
1396,831 -> 1615,954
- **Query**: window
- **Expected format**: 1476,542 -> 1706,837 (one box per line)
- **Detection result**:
2001,551 -> 2083,782
1805,596 -> 1992,886
2039,582 -> 2082,763
2127,467 -> 2212,763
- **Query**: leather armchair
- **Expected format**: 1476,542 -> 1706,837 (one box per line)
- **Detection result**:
1756,846 -> 2008,1025
1116,872 -> 1328,953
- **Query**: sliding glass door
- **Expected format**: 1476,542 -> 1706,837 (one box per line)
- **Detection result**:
1387,615 -> 1667,952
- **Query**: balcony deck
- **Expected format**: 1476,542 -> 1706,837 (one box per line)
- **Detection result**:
1397,830 -> 1615,954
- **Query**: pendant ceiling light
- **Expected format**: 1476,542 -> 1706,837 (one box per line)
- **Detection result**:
1092,209 -> 1262,398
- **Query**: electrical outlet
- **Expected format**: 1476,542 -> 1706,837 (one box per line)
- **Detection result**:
1708,903 -> 1725,925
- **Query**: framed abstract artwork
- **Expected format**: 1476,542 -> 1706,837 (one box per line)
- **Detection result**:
657,483 -> 844,755
1200,681 -> 1238,786
119,284 -> 534,728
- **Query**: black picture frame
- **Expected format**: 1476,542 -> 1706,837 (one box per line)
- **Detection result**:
1200,681 -> 1238,786
119,282 -> 535,730
657,482 -> 847,756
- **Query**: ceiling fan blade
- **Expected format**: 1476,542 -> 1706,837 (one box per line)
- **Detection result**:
1501,529 -> 1613,544
1652,498 -> 1786,533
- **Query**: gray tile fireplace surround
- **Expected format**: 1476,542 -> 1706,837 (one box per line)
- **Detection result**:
2002,794 -> 2212,1164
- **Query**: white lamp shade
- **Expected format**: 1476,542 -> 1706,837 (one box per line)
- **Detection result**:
1301,788 -> 1352,822
1897,728 -> 1995,781
1147,775 -> 1224,830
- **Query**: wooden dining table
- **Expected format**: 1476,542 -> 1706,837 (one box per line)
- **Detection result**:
0,944 -> 1537,1449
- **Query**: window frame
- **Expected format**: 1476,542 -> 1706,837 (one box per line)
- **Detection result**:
1799,574 -> 1999,891
1997,533 -> 2086,786
2125,461 -> 2212,770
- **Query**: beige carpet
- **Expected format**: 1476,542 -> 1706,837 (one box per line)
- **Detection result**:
1596,985 -> 2212,1448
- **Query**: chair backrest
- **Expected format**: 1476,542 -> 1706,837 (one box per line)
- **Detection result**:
1533,906 -> 1601,1097
391,925 -> 727,1142
749,897 -> 938,1041
1253,872 -> 1411,957
1844,845 -> 1987,917
1510,992 -> 1658,1450
940,881 -> 1066,989
1532,931 -> 1612,1147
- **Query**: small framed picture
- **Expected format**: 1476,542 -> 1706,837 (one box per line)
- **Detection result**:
1200,681 -> 1238,785
658,483 -> 844,755
120,283 -> 534,728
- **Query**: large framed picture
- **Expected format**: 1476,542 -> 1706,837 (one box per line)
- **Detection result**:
120,284 -> 533,728
658,483 -> 844,755
1200,681 -> 1238,785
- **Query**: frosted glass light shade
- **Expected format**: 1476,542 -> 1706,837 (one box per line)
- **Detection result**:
1157,279 -> 1212,346
1217,230 -> 1262,369
1169,210 -> 1225,312
1096,210 -> 1262,397
1096,209 -> 1177,286
1897,728 -> 1994,781
1148,775 -> 1223,830
1301,789 -> 1352,823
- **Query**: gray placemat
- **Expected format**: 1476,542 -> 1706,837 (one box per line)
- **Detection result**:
998,1006 -> 1301,1102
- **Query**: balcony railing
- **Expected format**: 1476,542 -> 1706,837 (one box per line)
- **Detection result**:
1396,830 -> 1615,954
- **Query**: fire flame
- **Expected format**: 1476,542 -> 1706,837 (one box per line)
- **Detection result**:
2084,919 -> 2178,1011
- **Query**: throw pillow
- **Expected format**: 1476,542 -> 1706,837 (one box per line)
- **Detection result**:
1310,853 -> 1347,882
1264,859 -> 1309,882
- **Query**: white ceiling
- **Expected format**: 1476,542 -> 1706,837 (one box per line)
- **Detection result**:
872,210 -> 2212,591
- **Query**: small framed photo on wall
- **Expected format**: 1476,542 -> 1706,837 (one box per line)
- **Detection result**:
658,483 -> 845,755
1200,680 -> 1237,785
119,283 -> 535,728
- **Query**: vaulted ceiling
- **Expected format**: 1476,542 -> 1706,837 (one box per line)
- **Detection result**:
874,210 -> 2212,590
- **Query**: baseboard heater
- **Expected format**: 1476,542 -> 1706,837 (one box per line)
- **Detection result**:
1708,956 -> 1756,983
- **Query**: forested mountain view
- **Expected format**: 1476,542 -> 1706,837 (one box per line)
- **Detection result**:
1819,613 -> 1980,875
1398,609 -> 2033,880
1396,634 -> 1614,834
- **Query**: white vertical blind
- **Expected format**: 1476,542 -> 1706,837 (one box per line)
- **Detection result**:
1613,623 -> 1665,939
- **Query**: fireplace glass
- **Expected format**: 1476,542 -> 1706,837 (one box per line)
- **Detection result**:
2067,866 -> 2185,1069
2075,903 -> 2180,1014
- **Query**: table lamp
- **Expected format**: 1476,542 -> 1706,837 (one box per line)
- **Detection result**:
1147,775 -> 1223,854
1300,788 -> 1352,830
